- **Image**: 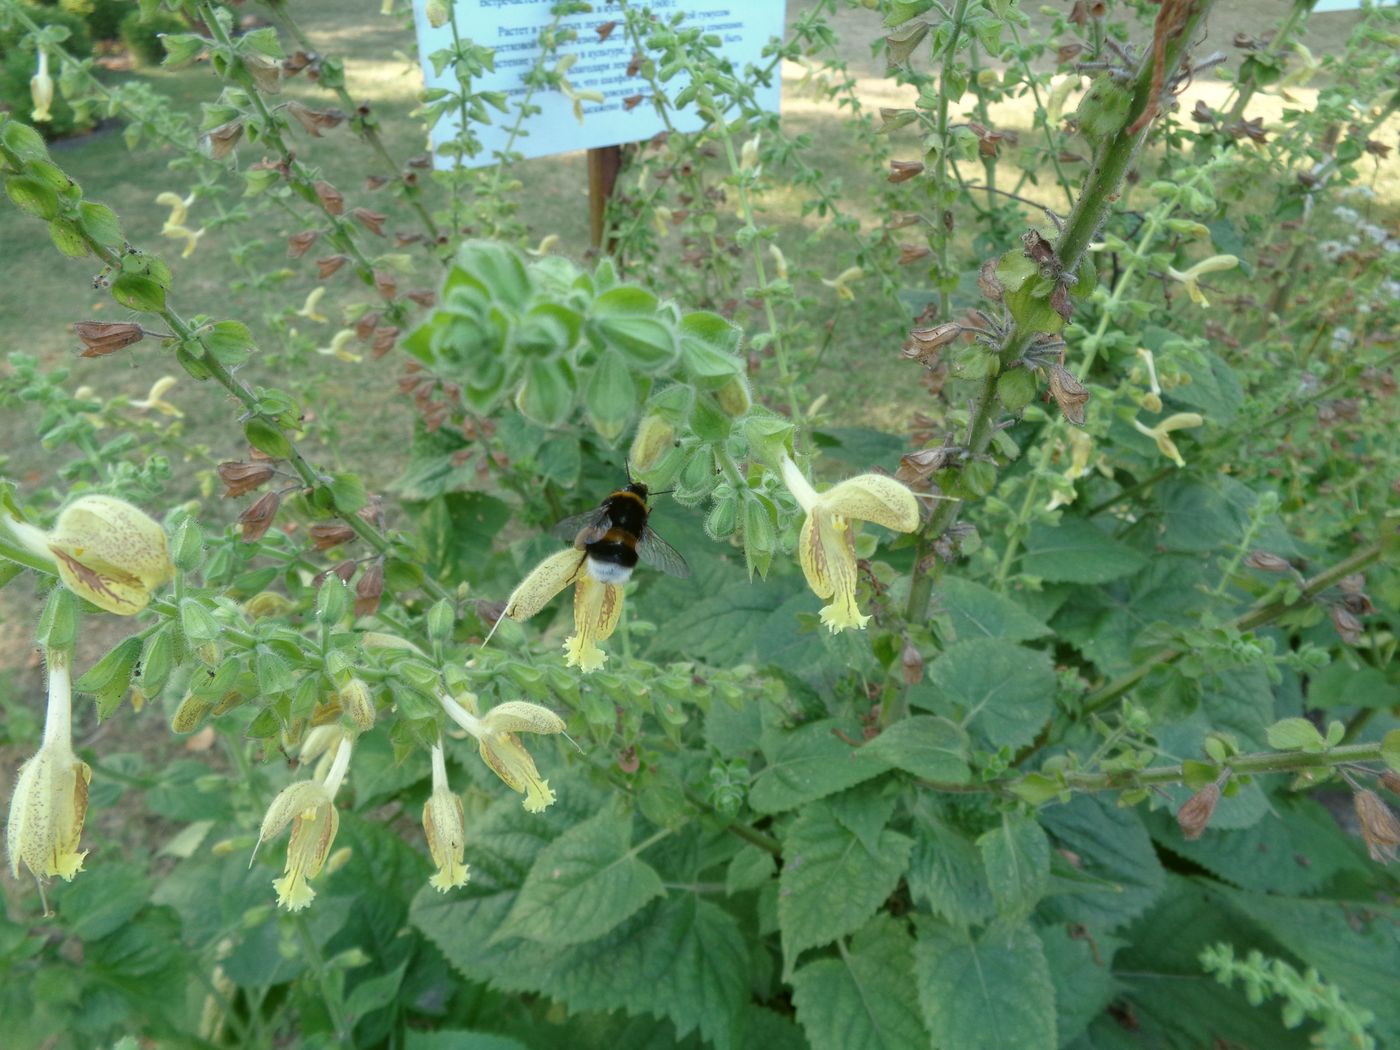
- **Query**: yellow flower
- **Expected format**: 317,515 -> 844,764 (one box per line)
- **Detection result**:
6,652 -> 91,902
1166,255 -> 1239,308
2,495 -> 175,615
1045,429 -> 1095,512
1134,348 -> 1163,413
131,375 -> 183,417
821,266 -> 864,302
257,735 -> 351,911
1045,74 -> 1081,124
499,547 -> 624,672
156,191 -> 193,229
1132,412 -> 1205,468
317,329 -> 362,363
768,243 -> 789,281
779,454 -> 919,632
440,694 -> 564,813
423,742 -> 469,891
528,234 -> 560,257
740,134 -> 761,172
30,50 -> 54,123
296,287 -> 328,324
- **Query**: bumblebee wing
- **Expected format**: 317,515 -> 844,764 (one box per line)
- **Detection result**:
550,507 -> 610,546
637,526 -> 691,578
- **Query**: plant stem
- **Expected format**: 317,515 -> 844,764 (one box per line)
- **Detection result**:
294,915 -> 353,1045
1077,541 -> 1384,717
931,0 -> 972,321
903,0 -> 1217,622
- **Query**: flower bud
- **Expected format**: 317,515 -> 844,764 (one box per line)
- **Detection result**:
244,591 -> 294,619
47,496 -> 175,615
1380,771 -> 1400,796
426,0 -> 451,27
714,374 -> 751,418
628,414 -> 677,475
171,693 -> 214,734
339,678 -> 376,731
976,68 -> 1000,88
1354,789 -> 1400,864
1176,781 -> 1221,841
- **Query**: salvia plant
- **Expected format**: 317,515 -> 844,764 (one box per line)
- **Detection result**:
0,0 -> 1398,1047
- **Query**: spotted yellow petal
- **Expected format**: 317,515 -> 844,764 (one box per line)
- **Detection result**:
819,473 -> 920,532
504,548 -> 584,622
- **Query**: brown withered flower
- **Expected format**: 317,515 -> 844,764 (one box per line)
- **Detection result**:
355,311 -> 382,340
1353,789 -> 1400,864
888,159 -> 925,183
287,230 -> 319,259
1380,771 -> 1400,797
374,272 -> 398,301
977,257 -> 1004,301
1176,781 -> 1221,841
316,255 -> 349,279
204,120 -> 245,159
352,208 -> 387,236
73,321 -> 144,357
285,101 -> 346,138
1047,363 -> 1089,426
313,180 -> 344,215
365,174 -> 391,191
355,561 -> 385,617
218,461 -> 276,498
243,54 -> 283,94
239,491 -> 281,542
308,523 -> 356,551
1243,550 -> 1291,573
1329,603 -> 1364,645
903,324 -> 961,365
899,244 -> 933,265
896,446 -> 956,484
596,20 -> 617,41
406,290 -> 436,308
900,638 -> 924,686
372,326 -> 400,359
622,94 -> 644,111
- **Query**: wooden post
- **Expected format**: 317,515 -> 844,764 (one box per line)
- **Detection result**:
587,144 -> 623,253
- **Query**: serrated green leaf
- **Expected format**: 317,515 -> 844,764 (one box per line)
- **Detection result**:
497,808 -> 664,947
921,639 -> 1055,750
779,800 -> 911,972
750,718 -> 891,814
977,813 -> 1050,921
855,715 -> 971,783
726,843 -> 776,895
914,919 -> 1055,1050
1039,795 -> 1165,930
791,916 -> 929,1050
908,811 -> 995,928
1022,517 -> 1146,583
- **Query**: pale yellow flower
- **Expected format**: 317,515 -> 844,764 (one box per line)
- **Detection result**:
257,735 -> 351,911
2,495 -> 174,615
1045,429 -> 1095,512
317,329 -> 362,363
768,244 -> 789,281
1135,348 -> 1163,413
131,376 -> 183,417
30,49 -> 54,123
1166,255 -> 1239,308
440,693 -> 564,813
528,234 -> 560,257
779,454 -> 920,632
423,742 -> 469,891
6,652 -> 91,901
296,287 -> 328,324
499,547 -> 623,672
821,266 -> 864,302
1132,412 -> 1205,468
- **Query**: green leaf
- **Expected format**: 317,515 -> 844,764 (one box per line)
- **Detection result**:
855,715 -> 971,783
977,813 -> 1050,921
453,240 -> 532,309
111,273 -> 166,312
78,201 -> 123,247
750,718 -> 891,814
726,843 -> 776,894
939,576 -> 1052,643
908,809 -> 996,928
1021,517 -> 1146,583
405,1033 -> 532,1050
5,175 -> 60,219
74,636 -> 144,720
1218,886 -> 1400,1047
344,960 -> 408,1019
584,346 -> 636,439
497,808 -> 664,947
1305,661 -> 1394,709
791,916 -> 929,1050
915,919 -> 1055,1050
1382,730 -> 1400,774
244,418 -> 291,459
202,320 -> 255,366
516,357 -> 575,427
778,800 -> 912,972
1264,717 -> 1326,752
1040,923 -> 1120,1047
1039,795 -> 1165,930
412,805 -> 750,1050
921,639 -> 1055,750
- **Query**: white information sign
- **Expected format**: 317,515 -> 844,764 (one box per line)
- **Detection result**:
413,1 -> 785,169
1311,0 -> 1397,10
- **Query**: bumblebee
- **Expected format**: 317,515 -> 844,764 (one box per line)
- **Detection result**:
551,482 -> 690,584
